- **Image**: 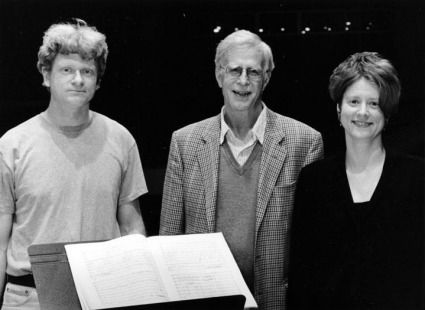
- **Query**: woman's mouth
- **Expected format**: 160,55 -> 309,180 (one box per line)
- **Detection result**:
352,120 -> 372,127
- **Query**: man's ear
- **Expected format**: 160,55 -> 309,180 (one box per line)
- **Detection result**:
262,71 -> 271,90
41,68 -> 51,87
215,68 -> 223,88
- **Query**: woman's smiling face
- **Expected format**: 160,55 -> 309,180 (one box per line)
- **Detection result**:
339,77 -> 385,143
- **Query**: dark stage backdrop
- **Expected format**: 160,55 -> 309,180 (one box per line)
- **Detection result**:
0,0 -> 424,235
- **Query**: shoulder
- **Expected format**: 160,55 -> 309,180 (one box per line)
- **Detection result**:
173,115 -> 220,141
386,148 -> 424,177
267,109 -> 321,139
92,112 -> 135,142
299,155 -> 342,183
92,112 -> 131,134
0,115 -> 46,169
90,112 -> 139,157
0,114 -> 43,145
389,149 -> 424,165
303,155 -> 338,172
384,149 -> 424,208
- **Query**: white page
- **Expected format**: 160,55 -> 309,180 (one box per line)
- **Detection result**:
65,234 -> 170,309
148,232 -> 258,309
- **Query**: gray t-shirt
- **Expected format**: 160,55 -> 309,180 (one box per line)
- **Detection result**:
0,111 -> 148,276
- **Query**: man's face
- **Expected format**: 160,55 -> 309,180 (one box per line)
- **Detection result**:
42,53 -> 98,109
216,46 -> 270,114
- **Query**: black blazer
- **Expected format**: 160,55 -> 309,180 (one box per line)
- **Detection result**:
287,149 -> 425,310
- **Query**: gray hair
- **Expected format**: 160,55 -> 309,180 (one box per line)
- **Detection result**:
214,30 -> 275,74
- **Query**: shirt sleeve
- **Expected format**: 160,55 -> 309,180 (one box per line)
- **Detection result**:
0,155 -> 15,214
118,142 -> 148,206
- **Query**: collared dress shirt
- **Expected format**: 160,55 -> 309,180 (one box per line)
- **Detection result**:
219,104 -> 267,166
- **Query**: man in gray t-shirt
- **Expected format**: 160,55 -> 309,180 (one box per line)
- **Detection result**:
0,19 -> 148,309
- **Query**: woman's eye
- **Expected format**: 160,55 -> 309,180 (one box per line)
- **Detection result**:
369,101 -> 379,108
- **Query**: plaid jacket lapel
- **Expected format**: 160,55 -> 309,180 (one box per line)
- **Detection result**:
256,110 -> 287,235
198,115 -> 221,232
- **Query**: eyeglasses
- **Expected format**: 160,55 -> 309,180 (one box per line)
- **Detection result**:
222,65 -> 264,81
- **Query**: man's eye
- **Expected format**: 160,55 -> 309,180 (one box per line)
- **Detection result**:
248,69 -> 261,77
350,100 -> 359,105
228,67 -> 242,76
61,67 -> 73,74
82,69 -> 95,76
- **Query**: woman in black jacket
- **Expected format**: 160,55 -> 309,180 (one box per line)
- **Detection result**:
288,52 -> 424,310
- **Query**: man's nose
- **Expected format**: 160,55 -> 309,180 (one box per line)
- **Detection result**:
237,70 -> 250,85
72,70 -> 84,86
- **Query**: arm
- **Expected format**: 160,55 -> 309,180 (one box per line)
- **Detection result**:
0,213 -> 12,294
0,156 -> 13,294
287,169 -> 318,308
304,132 -> 324,167
159,132 -> 185,235
117,140 -> 148,236
117,199 -> 146,236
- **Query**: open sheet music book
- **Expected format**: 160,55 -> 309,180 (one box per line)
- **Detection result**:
64,232 -> 257,309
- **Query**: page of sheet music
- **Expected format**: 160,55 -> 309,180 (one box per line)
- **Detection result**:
148,232 -> 258,308
65,234 -> 169,309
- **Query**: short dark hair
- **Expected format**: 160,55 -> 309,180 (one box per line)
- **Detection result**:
37,18 -> 108,85
329,52 -> 401,119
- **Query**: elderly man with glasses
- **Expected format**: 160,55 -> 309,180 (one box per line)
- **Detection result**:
159,29 -> 323,310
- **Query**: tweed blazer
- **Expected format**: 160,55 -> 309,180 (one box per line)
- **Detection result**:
160,108 -> 324,310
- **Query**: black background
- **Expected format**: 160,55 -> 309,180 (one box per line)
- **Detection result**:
0,0 -> 424,235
